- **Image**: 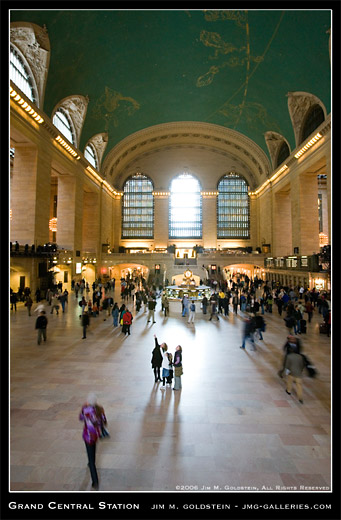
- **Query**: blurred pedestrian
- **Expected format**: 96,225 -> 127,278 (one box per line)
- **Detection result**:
188,300 -> 196,323
81,311 -> 90,339
284,346 -> 305,404
79,393 -> 106,489
35,310 -> 48,345
240,315 -> 255,350
25,295 -> 33,316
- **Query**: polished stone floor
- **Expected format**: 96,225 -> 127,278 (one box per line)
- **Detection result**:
10,289 -> 331,492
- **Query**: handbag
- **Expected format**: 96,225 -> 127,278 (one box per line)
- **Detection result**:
174,366 -> 183,377
100,425 -> 110,438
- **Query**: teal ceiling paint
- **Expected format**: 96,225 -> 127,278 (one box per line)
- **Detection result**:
10,9 -> 331,161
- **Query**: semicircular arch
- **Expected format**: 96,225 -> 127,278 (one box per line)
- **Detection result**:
103,122 -> 271,191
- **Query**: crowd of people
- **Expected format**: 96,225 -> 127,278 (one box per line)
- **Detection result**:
10,271 -> 331,489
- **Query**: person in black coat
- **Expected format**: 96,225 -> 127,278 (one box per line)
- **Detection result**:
152,335 -> 165,382
81,311 -> 90,339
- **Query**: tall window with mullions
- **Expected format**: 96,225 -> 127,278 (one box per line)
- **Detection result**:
122,174 -> 154,238
217,174 -> 250,238
169,173 -> 202,238
10,46 -> 36,104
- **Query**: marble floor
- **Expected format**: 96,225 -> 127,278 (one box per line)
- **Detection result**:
9,290 -> 332,492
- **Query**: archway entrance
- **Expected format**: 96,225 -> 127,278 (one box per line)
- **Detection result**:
107,263 -> 150,286
222,263 -> 265,284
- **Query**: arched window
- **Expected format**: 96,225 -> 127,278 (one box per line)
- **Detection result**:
169,173 -> 202,238
122,174 -> 154,238
217,174 -> 250,239
276,142 -> 290,168
84,144 -> 98,169
52,108 -> 75,145
10,46 -> 36,103
301,104 -> 325,143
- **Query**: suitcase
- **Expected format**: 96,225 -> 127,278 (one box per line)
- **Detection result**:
319,322 -> 328,334
300,319 -> 307,334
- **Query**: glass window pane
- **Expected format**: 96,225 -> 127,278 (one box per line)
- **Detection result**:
122,174 -> 154,238
169,174 -> 202,238
52,109 -> 74,144
84,144 -> 97,168
217,174 -> 250,238
10,48 -> 35,103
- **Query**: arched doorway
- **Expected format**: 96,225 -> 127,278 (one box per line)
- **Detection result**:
107,263 -> 150,285
222,263 -> 265,284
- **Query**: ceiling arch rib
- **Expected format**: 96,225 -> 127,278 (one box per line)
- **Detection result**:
103,122 -> 271,191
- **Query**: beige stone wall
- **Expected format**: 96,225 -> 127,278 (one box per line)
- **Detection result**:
101,190 -> 114,249
273,189 -> 292,256
258,190 -> 273,250
10,144 -> 51,245
112,197 -> 122,252
202,196 -> 217,249
249,196 -> 257,249
154,196 -> 169,247
291,173 -> 319,255
56,175 -> 84,251
82,191 -> 99,253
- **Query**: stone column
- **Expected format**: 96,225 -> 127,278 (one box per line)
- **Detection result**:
154,194 -> 169,247
249,196 -> 257,249
273,190 -> 292,256
10,144 -> 51,245
82,191 -> 100,253
56,175 -> 84,252
202,195 -> 217,248
291,173 -> 319,255
112,195 -> 122,252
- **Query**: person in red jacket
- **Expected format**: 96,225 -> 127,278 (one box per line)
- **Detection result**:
122,307 -> 133,335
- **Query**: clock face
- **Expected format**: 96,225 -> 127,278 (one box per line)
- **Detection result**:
185,270 -> 192,279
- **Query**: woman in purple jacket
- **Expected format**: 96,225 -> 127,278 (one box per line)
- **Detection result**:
79,393 -> 106,489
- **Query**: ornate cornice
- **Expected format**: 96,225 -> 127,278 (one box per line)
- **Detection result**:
287,92 -> 327,147
102,122 -> 271,185
264,131 -> 291,170
10,22 -> 50,109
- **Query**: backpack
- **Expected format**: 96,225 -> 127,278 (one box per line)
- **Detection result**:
79,300 -> 83,307
190,303 -> 196,311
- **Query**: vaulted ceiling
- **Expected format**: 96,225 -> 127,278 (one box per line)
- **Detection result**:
10,9 -> 331,163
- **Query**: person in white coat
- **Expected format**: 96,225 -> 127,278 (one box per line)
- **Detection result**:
160,345 -> 171,390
